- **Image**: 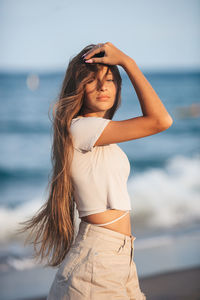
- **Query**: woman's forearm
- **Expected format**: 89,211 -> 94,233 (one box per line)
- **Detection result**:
120,56 -> 173,126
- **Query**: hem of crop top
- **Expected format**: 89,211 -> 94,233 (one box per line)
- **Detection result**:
78,207 -> 132,218
88,210 -> 130,227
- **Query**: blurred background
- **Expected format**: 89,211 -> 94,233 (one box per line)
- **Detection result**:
0,0 -> 200,299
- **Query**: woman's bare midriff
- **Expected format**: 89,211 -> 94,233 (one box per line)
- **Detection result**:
81,209 -> 132,237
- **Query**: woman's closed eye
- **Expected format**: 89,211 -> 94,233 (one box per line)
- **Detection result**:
87,78 -> 96,84
87,75 -> 114,85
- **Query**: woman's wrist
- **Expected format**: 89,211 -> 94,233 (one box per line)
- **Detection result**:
119,55 -> 136,69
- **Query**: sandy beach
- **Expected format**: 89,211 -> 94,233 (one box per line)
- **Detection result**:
140,266 -> 200,300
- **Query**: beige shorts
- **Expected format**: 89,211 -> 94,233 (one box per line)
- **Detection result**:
47,220 -> 146,300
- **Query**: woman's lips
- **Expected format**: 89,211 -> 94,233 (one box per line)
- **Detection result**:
96,95 -> 110,101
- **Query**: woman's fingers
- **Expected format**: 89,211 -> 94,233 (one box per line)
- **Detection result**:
83,42 -> 126,66
85,57 -> 105,64
83,43 -> 104,60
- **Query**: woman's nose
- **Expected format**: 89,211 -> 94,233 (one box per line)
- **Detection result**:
97,79 -> 107,91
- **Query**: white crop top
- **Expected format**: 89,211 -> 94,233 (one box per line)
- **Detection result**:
70,116 -> 132,218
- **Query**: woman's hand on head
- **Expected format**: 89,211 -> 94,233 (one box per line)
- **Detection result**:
83,42 -> 129,66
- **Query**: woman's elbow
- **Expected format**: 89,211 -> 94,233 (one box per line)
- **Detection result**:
157,115 -> 173,131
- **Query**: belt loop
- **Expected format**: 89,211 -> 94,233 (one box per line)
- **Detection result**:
131,235 -> 136,247
82,222 -> 91,240
130,235 -> 136,264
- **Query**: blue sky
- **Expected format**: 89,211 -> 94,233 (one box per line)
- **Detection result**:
1,0 -> 200,71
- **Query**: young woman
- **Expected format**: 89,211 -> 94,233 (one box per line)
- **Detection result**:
20,42 -> 173,299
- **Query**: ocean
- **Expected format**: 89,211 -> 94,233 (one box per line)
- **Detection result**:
0,69 -> 200,299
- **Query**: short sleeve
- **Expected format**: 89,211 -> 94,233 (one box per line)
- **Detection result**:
70,117 -> 111,152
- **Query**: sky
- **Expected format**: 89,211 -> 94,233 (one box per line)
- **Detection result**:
1,0 -> 200,72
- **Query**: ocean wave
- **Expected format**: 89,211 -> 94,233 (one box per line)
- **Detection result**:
0,197 -> 47,243
0,166 -> 47,182
128,153 -> 200,228
0,154 -> 199,244
0,256 -> 40,272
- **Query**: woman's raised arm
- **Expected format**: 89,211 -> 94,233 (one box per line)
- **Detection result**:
83,42 -> 173,146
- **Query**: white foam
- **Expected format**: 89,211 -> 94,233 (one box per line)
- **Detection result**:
0,196 -> 80,244
128,153 -> 200,228
0,197 -> 44,243
0,154 -> 199,244
7,257 -> 40,271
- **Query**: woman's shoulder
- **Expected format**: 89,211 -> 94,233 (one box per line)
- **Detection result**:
70,116 -> 112,152
71,116 -> 110,126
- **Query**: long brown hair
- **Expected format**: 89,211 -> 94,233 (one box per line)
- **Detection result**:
18,44 -> 122,267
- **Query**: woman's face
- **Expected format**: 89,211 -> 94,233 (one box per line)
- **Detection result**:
82,66 -> 117,117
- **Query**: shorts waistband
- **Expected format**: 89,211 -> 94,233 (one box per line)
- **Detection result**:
78,220 -> 136,246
